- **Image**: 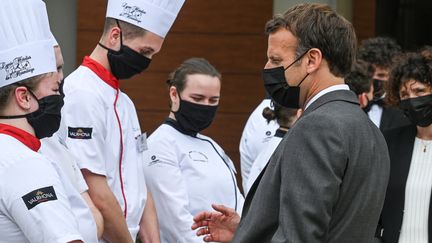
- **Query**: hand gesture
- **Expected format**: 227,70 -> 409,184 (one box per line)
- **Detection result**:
191,204 -> 240,243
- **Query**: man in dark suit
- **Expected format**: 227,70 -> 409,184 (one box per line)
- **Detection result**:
358,37 -> 411,132
192,3 -> 390,243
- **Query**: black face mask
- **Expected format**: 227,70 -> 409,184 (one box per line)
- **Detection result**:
373,79 -> 385,100
0,88 -> 64,139
173,97 -> 218,134
399,94 -> 432,127
262,51 -> 309,109
59,79 -> 65,96
98,20 -> 151,80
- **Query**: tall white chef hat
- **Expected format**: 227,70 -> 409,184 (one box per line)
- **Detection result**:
106,0 -> 185,38
50,32 -> 59,47
0,0 -> 56,88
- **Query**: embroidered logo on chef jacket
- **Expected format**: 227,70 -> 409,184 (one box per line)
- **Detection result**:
120,2 -> 146,23
0,56 -> 34,80
148,155 -> 160,166
68,127 -> 92,139
188,151 -> 209,163
22,186 -> 58,210
262,130 -> 273,143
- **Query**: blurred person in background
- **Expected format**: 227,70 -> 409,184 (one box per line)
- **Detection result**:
243,102 -> 300,195
378,52 -> 432,243
239,97 -> 279,191
345,59 -> 375,112
358,36 -> 411,131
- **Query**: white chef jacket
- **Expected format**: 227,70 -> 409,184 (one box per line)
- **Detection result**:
144,119 -> 244,243
40,133 -> 88,193
40,133 -> 99,242
59,56 -> 147,240
0,124 -> 83,243
239,99 -> 278,190
243,129 -> 286,195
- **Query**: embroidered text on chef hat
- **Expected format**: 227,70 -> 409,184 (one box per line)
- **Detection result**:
106,0 -> 185,38
0,0 -> 56,88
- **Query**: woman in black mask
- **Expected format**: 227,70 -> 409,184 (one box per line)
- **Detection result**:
144,58 -> 244,243
377,52 -> 432,243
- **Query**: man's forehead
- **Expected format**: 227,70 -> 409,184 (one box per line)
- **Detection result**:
127,31 -> 164,51
373,65 -> 389,74
268,29 -> 298,53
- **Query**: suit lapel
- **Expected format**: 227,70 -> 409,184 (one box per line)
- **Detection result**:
383,125 -> 416,239
242,162 -> 269,216
389,126 -> 416,201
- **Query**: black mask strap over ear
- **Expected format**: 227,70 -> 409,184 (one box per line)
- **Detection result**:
0,85 -> 37,119
98,42 -> 110,51
98,19 -> 124,51
116,19 -> 123,47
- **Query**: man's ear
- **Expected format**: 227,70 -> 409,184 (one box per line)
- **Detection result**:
14,86 -> 31,110
107,26 -> 122,48
305,48 -> 322,73
169,86 -> 179,103
169,86 -> 181,112
295,108 -> 303,119
358,93 -> 368,108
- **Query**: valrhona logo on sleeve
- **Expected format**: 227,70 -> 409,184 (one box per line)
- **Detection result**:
0,56 -> 34,80
119,2 -> 146,23
22,186 -> 58,210
68,127 -> 93,139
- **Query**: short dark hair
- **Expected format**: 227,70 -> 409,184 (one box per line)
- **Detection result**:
262,102 -> 298,128
167,58 -> 221,94
386,52 -> 432,106
345,59 -> 374,95
264,3 -> 356,77
358,37 -> 402,69
103,17 -> 147,40
0,75 -> 44,114
420,45 -> 432,60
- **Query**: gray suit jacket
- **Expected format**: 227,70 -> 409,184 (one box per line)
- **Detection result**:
233,90 -> 390,243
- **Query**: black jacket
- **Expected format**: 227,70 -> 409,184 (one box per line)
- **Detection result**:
380,124 -> 432,243
380,106 -> 411,132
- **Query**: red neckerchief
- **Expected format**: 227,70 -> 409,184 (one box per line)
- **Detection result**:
81,56 -> 119,89
0,123 -> 41,151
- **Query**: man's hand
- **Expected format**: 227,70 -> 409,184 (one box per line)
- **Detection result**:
191,204 -> 240,243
